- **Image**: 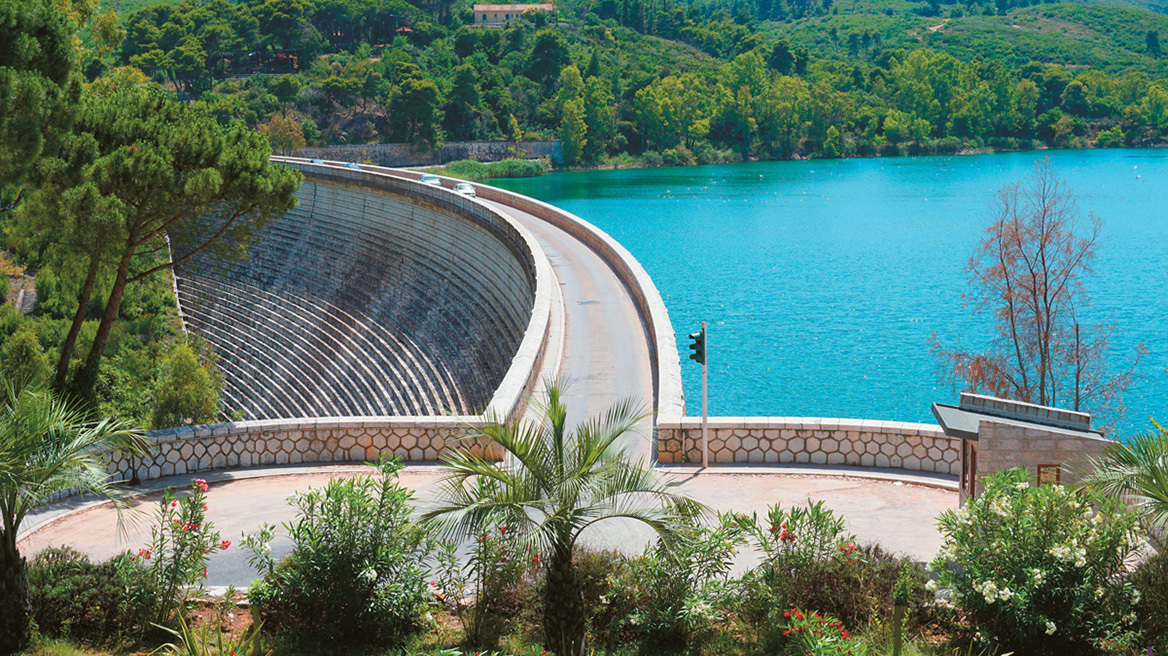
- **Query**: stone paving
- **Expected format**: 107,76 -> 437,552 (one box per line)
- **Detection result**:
20,465 -> 957,586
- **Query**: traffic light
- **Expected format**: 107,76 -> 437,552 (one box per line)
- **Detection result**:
688,327 -> 706,366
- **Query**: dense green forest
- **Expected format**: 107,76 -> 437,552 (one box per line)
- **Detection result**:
7,0 -> 1168,426
98,0 -> 1168,165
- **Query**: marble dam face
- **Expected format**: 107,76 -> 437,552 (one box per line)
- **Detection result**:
174,170 -> 537,420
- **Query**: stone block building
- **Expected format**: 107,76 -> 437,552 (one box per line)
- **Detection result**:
933,393 -> 1114,500
473,3 -> 553,25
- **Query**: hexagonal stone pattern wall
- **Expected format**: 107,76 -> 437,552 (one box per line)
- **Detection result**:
658,417 -> 961,476
101,419 -> 498,482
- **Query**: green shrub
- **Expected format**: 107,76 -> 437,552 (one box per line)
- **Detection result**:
1131,550 -> 1168,653
596,513 -> 747,651
434,485 -> 541,649
246,459 -> 434,648
144,478 -> 230,625
777,608 -> 867,656
430,158 -> 550,181
930,468 -> 1143,655
28,547 -> 160,646
149,338 -> 221,429
731,500 -> 935,648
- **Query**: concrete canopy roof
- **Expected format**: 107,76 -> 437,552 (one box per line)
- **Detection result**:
931,399 -> 1103,442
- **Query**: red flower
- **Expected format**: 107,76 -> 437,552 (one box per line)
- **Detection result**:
783,630 -> 790,635
220,540 -> 231,550
430,580 -> 437,586
171,500 -> 178,508
783,610 -> 790,617
200,567 -> 207,577
498,525 -> 506,533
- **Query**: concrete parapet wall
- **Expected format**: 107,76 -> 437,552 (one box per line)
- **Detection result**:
298,140 -> 563,167
657,417 -> 961,476
325,161 -> 686,424
105,418 -> 498,482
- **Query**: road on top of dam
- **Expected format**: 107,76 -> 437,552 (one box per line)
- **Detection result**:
482,199 -> 656,464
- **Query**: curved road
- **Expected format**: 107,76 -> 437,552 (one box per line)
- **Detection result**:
482,199 -> 656,464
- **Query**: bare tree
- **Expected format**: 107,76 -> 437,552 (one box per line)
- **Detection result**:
932,157 -> 1143,428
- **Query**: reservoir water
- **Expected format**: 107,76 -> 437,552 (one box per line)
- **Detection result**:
490,149 -> 1168,437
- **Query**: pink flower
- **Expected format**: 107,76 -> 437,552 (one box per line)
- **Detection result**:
138,548 -> 152,560
200,567 -> 208,577
220,540 -> 231,550
193,479 -> 209,493
430,580 -> 436,586
171,500 -> 178,508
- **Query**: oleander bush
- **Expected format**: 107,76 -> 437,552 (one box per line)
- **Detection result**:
434,485 -> 542,650
245,459 -> 434,648
732,501 -> 936,651
930,468 -> 1145,656
144,479 -> 230,625
776,608 -> 866,656
595,512 -> 748,651
28,547 -> 160,646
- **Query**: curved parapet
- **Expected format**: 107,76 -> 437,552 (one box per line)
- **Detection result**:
339,164 -> 686,426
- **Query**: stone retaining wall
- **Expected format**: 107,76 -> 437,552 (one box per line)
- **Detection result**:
657,418 -> 961,476
104,418 -> 498,482
298,140 -> 563,167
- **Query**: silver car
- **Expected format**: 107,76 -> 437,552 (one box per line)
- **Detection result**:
418,173 -> 442,186
453,182 -> 476,197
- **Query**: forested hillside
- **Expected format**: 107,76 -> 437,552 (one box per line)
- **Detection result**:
96,0 -> 1168,166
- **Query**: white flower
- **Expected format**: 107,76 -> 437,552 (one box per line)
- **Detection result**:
1046,621 -> 1056,635
1032,569 -> 1045,585
1132,589 -> 1141,605
1123,612 -> 1137,625
1015,482 -> 1029,491
998,587 -> 1014,602
975,580 -> 999,604
926,580 -> 937,592
1095,587 -> 1105,599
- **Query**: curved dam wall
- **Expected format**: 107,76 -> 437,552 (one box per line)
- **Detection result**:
94,162 -> 557,484
177,165 -> 538,419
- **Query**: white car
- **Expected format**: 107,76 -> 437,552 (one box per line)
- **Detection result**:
418,173 -> 442,186
453,182 -> 476,197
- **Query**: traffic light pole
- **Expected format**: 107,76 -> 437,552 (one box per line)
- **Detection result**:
701,321 -> 709,469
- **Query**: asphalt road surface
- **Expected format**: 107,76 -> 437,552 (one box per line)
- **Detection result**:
484,199 -> 656,465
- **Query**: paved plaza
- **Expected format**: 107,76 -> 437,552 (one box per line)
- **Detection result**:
20,464 -> 957,586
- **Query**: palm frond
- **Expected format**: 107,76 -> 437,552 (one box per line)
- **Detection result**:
1084,425 -> 1168,530
424,382 -> 699,561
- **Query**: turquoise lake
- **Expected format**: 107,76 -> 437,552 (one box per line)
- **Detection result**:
491,150 -> 1168,437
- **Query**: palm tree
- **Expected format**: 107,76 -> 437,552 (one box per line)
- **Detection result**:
0,379 -> 144,653
1084,420 -> 1168,538
423,384 -> 701,656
